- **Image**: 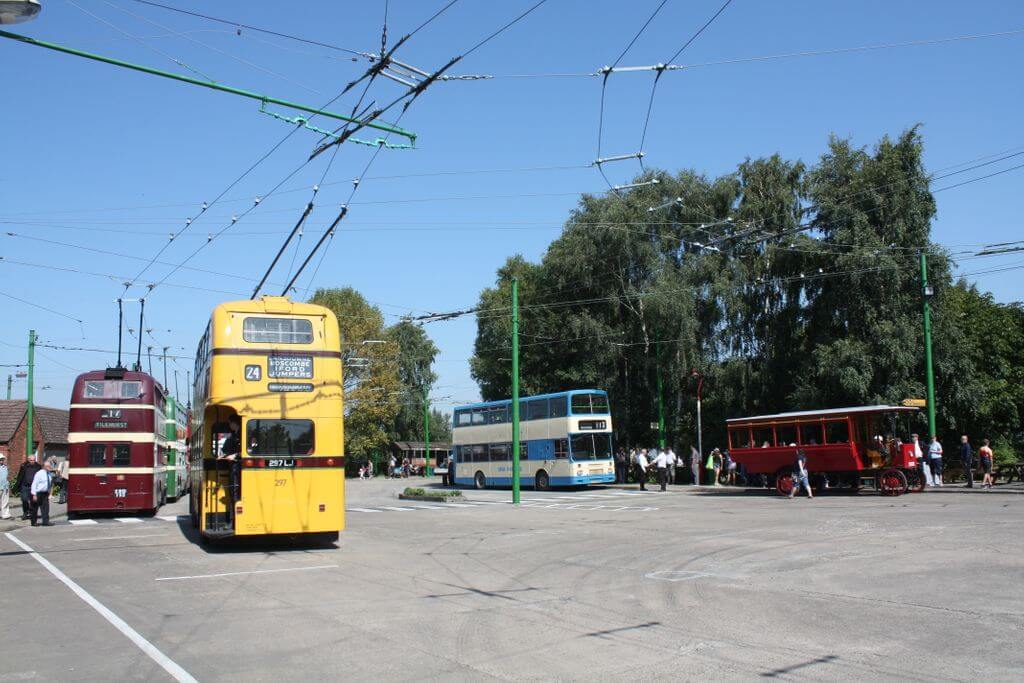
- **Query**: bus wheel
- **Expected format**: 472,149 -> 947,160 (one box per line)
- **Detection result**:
775,473 -> 795,496
535,470 -> 550,491
878,468 -> 908,496
474,471 -> 486,489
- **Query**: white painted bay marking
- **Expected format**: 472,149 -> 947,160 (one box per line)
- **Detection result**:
444,503 -> 474,508
645,570 -> 712,582
156,564 -> 338,582
4,532 -> 198,683
347,507 -> 382,513
380,506 -> 416,512
72,533 -> 169,542
68,519 -> 98,526
157,515 -> 184,522
114,518 -> 143,524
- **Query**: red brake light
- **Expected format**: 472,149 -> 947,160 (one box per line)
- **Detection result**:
326,458 -> 335,466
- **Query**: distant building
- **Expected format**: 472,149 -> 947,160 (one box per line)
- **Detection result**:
0,400 -> 70,473
390,440 -> 451,470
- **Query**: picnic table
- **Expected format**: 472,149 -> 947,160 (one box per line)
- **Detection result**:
994,461 -> 1024,485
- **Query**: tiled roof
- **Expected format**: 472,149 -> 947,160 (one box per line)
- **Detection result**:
0,400 -> 70,444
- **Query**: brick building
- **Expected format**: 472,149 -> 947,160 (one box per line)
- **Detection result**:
0,400 -> 70,475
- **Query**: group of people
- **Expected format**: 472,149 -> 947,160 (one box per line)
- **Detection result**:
614,445 -> 740,489
0,453 -> 61,526
911,433 -> 997,489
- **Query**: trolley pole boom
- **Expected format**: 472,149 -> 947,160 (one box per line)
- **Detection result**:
0,29 -> 417,144
26,330 -> 35,460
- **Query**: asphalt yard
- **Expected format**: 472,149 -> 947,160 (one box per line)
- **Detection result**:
2,478 -> 1021,682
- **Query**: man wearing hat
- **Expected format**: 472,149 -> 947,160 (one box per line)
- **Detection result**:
0,454 -> 10,520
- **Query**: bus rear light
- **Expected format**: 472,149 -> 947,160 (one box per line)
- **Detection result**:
235,504 -> 243,515
326,458 -> 335,466
244,460 -> 254,467
117,475 -> 125,481
318,504 -> 326,512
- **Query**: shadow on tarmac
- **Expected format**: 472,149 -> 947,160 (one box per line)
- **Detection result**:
175,517 -> 339,554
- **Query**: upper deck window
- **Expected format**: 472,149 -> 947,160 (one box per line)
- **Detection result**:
570,393 -> 609,415
243,317 -> 313,344
83,380 -> 143,399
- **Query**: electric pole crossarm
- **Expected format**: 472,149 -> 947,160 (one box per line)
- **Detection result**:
0,29 -> 417,143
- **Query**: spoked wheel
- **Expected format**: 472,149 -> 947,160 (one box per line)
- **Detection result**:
775,473 -> 795,496
878,468 -> 908,496
905,468 -> 926,493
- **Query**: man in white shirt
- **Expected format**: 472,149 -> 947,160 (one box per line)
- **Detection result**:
652,448 -> 669,491
665,447 -> 677,486
0,454 -> 10,520
928,437 -> 943,487
30,459 -> 54,526
636,449 -> 649,491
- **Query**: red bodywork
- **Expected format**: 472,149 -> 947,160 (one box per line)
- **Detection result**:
67,369 -> 167,514
727,405 -> 920,479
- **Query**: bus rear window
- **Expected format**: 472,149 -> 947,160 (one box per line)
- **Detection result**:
112,444 -> 131,466
243,317 -> 313,344
246,420 -> 314,456
83,380 -> 142,399
570,434 -> 612,460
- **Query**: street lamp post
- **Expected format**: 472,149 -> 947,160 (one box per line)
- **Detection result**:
0,0 -> 41,24
690,368 -> 704,484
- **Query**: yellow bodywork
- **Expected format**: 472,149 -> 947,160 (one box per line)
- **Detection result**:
192,296 -> 345,538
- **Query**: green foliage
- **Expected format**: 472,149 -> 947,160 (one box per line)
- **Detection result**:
470,128 -> 1024,454
402,487 -> 460,498
403,487 -> 426,496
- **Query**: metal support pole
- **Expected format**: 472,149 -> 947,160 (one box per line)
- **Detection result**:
186,371 -> 192,410
147,346 -> 153,375
921,252 -> 938,439
656,340 -> 665,449
6,374 -> 11,400
162,347 -> 169,390
26,330 -> 35,460
174,369 -> 180,404
511,278 -> 521,505
0,30 -> 417,143
423,389 -> 432,478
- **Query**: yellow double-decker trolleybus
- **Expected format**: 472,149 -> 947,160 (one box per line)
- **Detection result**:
189,296 -> 345,543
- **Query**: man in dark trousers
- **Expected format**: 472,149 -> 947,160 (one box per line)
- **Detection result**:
29,459 -> 54,526
218,416 -> 242,523
959,435 -> 974,488
614,448 -> 626,484
17,452 -> 41,520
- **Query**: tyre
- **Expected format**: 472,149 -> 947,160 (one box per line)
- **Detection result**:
474,471 -> 486,489
878,468 -> 908,496
535,470 -> 550,491
775,473 -> 795,496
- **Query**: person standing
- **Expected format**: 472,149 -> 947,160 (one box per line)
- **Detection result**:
959,435 -> 974,488
665,447 -> 677,486
911,434 -> 933,487
0,454 -> 10,520
652,448 -> 669,492
979,439 -> 994,490
928,436 -> 944,487
636,449 -> 649,491
17,452 -> 41,520
30,459 -> 54,526
690,445 -> 700,485
788,449 -> 813,499
614,447 -> 626,484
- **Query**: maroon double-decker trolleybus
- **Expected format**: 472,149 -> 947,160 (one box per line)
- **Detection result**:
67,368 -> 168,516
726,405 -> 925,496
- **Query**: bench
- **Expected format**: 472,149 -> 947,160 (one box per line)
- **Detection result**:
994,462 -> 1024,485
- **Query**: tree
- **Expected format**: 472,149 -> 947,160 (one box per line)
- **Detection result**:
387,320 -> 439,442
309,287 -> 400,460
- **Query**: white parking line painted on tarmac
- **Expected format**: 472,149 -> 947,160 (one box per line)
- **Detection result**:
68,519 -> 99,525
114,518 -> 144,524
72,533 -> 170,542
444,503 -> 474,508
157,515 -> 185,522
380,506 -> 416,512
4,532 -> 198,683
348,507 -> 382,513
156,564 -> 338,582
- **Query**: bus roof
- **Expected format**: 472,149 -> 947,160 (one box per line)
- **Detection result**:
454,389 -> 607,411
212,296 -> 330,317
726,405 -> 918,424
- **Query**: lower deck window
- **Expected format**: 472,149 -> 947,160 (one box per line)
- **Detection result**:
246,419 -> 315,456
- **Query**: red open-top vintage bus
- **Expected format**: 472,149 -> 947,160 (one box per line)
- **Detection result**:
67,368 -> 168,515
726,405 -> 924,496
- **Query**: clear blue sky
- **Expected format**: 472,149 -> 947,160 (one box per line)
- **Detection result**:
2,0 -> 1022,411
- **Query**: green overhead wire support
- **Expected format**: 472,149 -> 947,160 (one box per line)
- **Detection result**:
258,101 -> 414,150
0,29 -> 417,145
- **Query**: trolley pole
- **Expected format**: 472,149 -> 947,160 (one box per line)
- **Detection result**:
691,368 -> 704,483
423,388 -> 432,478
656,340 -> 666,450
920,252 -> 938,439
26,330 -> 36,461
511,278 -> 521,505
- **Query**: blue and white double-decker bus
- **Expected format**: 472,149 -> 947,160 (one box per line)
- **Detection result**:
451,389 -> 615,489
